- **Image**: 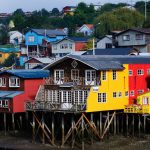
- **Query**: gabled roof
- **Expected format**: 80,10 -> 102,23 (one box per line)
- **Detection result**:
30,29 -> 67,37
44,55 -> 150,71
25,57 -> 58,64
77,24 -> 94,31
0,69 -> 49,79
116,28 -> 150,36
84,48 -> 138,55
98,35 -> 112,41
52,37 -> 89,44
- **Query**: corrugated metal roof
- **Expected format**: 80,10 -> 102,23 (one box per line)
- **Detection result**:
44,55 -> 150,71
31,29 -> 66,37
0,69 -> 49,79
84,48 -> 136,55
0,91 -> 24,99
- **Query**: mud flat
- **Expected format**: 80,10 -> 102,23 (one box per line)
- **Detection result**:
0,133 -> 150,150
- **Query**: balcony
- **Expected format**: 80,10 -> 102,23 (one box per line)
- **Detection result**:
44,77 -> 100,87
124,104 -> 150,114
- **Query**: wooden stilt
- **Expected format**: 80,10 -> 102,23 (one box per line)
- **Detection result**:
82,115 -> 84,150
126,114 -> 128,136
99,112 -> 102,136
42,112 -> 45,144
107,112 -> 110,138
52,113 -> 55,145
138,115 -> 140,137
4,113 -> 6,136
121,114 -> 124,134
12,113 -> 15,134
32,112 -> 35,143
62,113 -> 64,146
90,113 -> 93,144
25,112 -> 29,129
117,114 -> 119,134
71,114 -> 75,148
19,115 -> 23,129
132,114 -> 134,137
114,111 -> 116,135
97,113 -> 99,133
143,116 -> 146,133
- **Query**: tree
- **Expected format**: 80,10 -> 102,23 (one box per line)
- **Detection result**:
2,53 -> 18,67
51,8 -> 60,16
0,24 -> 8,44
94,8 -> 144,37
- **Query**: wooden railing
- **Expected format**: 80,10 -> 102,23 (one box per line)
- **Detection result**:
25,101 -> 86,112
44,77 -> 100,86
124,104 -> 150,114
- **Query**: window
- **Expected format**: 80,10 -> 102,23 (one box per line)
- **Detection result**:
113,92 -> 117,98
28,36 -> 35,42
0,54 -> 2,57
125,91 -> 129,97
9,77 -> 20,87
60,43 -> 68,49
106,43 -> 112,48
71,69 -> 79,81
138,90 -> 144,94
129,70 -> 133,76
122,35 -> 130,41
137,69 -> 144,75
85,70 -> 96,85
0,77 -> 6,87
142,97 -> 149,105
69,44 -> 73,49
112,70 -> 117,80
54,70 -> 64,85
53,45 -> 57,50
102,71 -> 106,80
130,90 -> 134,96
136,34 -> 143,40
5,100 -> 8,107
118,92 -> 122,97
0,100 -> 2,107
147,69 -> 150,75
98,93 -> 107,103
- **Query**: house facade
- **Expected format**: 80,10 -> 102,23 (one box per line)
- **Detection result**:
25,29 -> 67,58
62,6 -> 76,15
51,37 -> 89,57
0,70 -> 49,113
76,24 -> 94,36
9,31 -> 24,45
115,28 -> 150,52
97,35 -> 113,49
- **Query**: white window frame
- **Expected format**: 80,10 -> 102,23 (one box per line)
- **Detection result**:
28,36 -> 35,42
102,71 -> 106,81
129,70 -> 133,76
137,90 -> 144,95
118,92 -> 122,97
142,96 -> 149,105
98,93 -> 107,103
147,69 -> 150,75
85,70 -> 96,85
0,100 -> 2,107
112,70 -> 117,80
130,90 -> 134,96
9,77 -> 20,87
125,91 -> 129,97
122,35 -> 130,41
113,92 -> 117,98
0,77 -> 6,87
4,100 -> 8,108
137,69 -> 144,75
54,69 -> 64,85
135,34 -> 143,40
71,69 -> 79,81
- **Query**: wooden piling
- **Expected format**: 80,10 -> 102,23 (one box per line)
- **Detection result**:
82,115 -> 84,150
52,113 -> 55,145
71,114 -> 75,148
12,113 -> 15,134
42,112 -> 45,144
61,113 -> 64,146
132,114 -> 134,137
99,112 -> 102,136
32,113 -> 35,143
4,113 -> 6,136
90,113 -> 93,144
126,114 -> 128,136
138,115 -> 140,137
143,115 -> 146,133
113,111 -> 116,135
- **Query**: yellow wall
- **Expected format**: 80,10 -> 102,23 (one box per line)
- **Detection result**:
0,52 -> 20,63
86,64 -> 129,112
137,92 -> 150,105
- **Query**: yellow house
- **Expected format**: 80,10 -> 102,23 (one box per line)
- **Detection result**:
86,64 -> 129,112
0,48 -> 20,63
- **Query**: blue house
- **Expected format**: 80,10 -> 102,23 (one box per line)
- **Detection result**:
25,29 -> 67,58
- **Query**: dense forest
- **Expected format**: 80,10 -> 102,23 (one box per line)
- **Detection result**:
0,1 -> 150,42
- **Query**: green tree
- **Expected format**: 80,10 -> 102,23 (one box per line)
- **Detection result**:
95,8 -> 144,37
51,8 -> 60,16
2,53 -> 18,67
0,25 -> 8,44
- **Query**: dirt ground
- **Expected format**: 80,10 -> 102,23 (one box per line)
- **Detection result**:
0,132 -> 150,150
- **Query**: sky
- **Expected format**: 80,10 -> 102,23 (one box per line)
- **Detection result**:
0,0 -> 138,13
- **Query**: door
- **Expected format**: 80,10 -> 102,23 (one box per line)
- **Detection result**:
142,97 -> 149,105
85,70 -> 96,85
54,70 -> 64,84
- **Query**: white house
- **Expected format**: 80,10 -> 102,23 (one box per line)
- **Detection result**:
9,31 -> 24,45
97,35 -> 113,49
76,24 -> 94,36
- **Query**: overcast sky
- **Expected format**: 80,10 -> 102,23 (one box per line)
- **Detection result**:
0,0 -> 138,13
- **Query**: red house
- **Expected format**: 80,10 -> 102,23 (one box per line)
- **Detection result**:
0,69 -> 49,113
129,64 -> 150,104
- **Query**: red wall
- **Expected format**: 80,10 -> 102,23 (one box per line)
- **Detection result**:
12,79 -> 45,113
75,42 -> 87,51
129,64 -> 150,104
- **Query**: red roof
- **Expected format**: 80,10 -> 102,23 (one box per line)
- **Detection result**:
84,24 -> 94,30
